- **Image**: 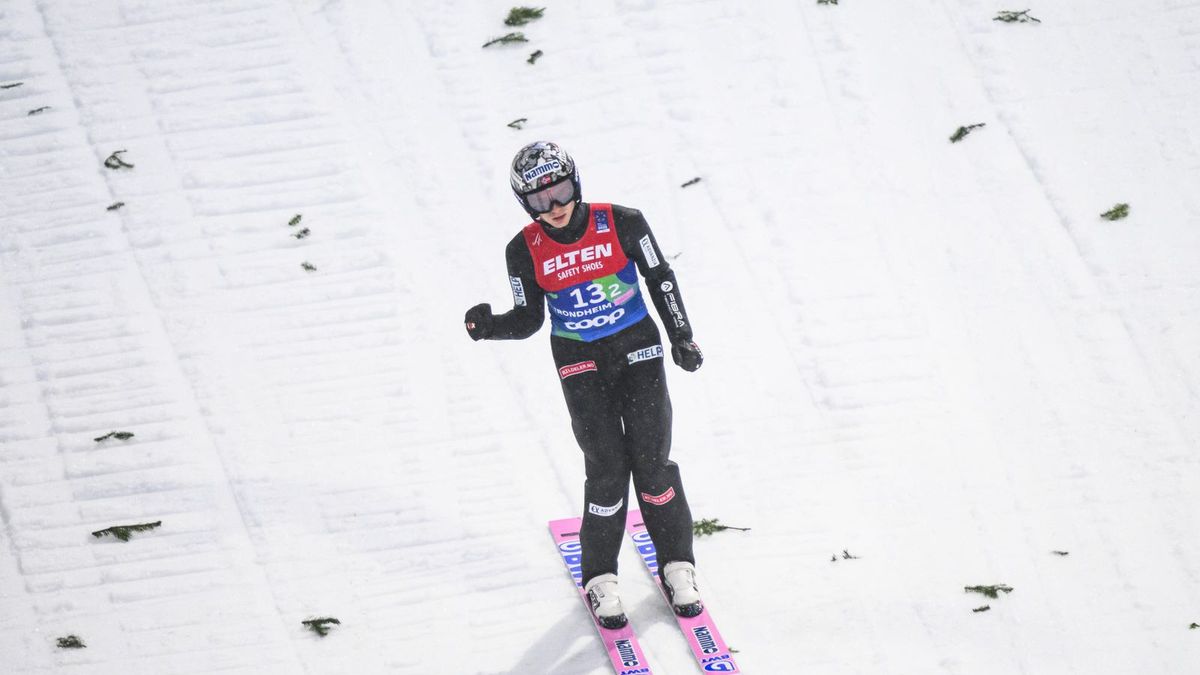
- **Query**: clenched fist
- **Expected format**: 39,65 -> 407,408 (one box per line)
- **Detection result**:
671,339 -> 703,372
464,303 -> 495,341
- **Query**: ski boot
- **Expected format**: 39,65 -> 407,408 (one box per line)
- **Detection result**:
584,573 -> 628,629
661,561 -> 703,618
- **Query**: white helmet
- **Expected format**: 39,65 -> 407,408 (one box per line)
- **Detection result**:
509,141 -> 582,216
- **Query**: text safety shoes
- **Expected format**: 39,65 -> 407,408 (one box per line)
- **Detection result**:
584,573 -> 628,629
661,561 -> 703,617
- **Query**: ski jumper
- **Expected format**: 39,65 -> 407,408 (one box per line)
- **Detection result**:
491,203 -> 696,585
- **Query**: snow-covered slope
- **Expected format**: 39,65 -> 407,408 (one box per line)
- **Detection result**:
2,1 -> 1199,673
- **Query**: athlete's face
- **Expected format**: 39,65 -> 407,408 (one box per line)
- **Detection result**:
538,200 -> 575,229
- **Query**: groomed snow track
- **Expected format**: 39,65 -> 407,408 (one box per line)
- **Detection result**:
2,1 -> 1200,673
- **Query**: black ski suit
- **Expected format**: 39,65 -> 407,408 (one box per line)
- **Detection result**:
466,202 -> 699,585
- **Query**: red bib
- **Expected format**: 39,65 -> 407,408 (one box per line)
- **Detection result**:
521,204 -> 649,342
522,204 -> 628,292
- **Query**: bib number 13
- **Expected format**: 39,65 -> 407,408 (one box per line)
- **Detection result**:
569,283 -> 618,308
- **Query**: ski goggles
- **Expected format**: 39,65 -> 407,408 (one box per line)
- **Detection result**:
521,177 -> 576,213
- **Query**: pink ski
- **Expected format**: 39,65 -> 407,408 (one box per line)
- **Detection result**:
625,510 -> 741,673
549,517 -> 655,675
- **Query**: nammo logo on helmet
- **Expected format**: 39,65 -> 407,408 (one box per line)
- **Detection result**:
522,160 -> 562,184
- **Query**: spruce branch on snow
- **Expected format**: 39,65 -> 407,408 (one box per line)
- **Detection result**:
681,177 -> 702,188
994,10 -> 1041,24
482,32 -> 528,48
28,106 -> 51,115
94,431 -> 135,442
289,214 -> 303,226
92,521 -> 162,542
965,584 -> 1013,599
56,635 -> 86,649
693,518 -> 751,537
505,7 -> 545,27
818,0 -> 839,5
507,117 -> 528,129
104,150 -> 135,170
1052,550 -> 1070,556
292,227 -> 312,240
106,202 -> 126,211
1190,622 -> 1198,629
302,617 -> 341,637
950,123 -> 986,143
302,261 -> 318,272
973,605 -> 991,613
527,49 -> 544,65
1101,203 -> 1130,221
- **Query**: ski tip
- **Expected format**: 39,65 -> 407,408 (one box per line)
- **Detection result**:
548,517 -> 584,539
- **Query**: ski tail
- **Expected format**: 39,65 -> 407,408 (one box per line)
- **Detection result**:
625,511 -> 741,673
549,517 -> 655,675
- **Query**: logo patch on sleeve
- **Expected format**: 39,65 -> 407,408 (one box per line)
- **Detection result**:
640,487 -> 676,506
509,276 -> 527,306
665,292 -> 685,328
639,235 -> 661,268
559,360 -> 597,379
588,498 -> 623,517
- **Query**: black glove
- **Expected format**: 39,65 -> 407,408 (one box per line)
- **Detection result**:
671,339 -> 703,372
464,303 -> 495,341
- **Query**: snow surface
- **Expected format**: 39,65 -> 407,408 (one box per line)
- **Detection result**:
2,0 -> 1200,673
